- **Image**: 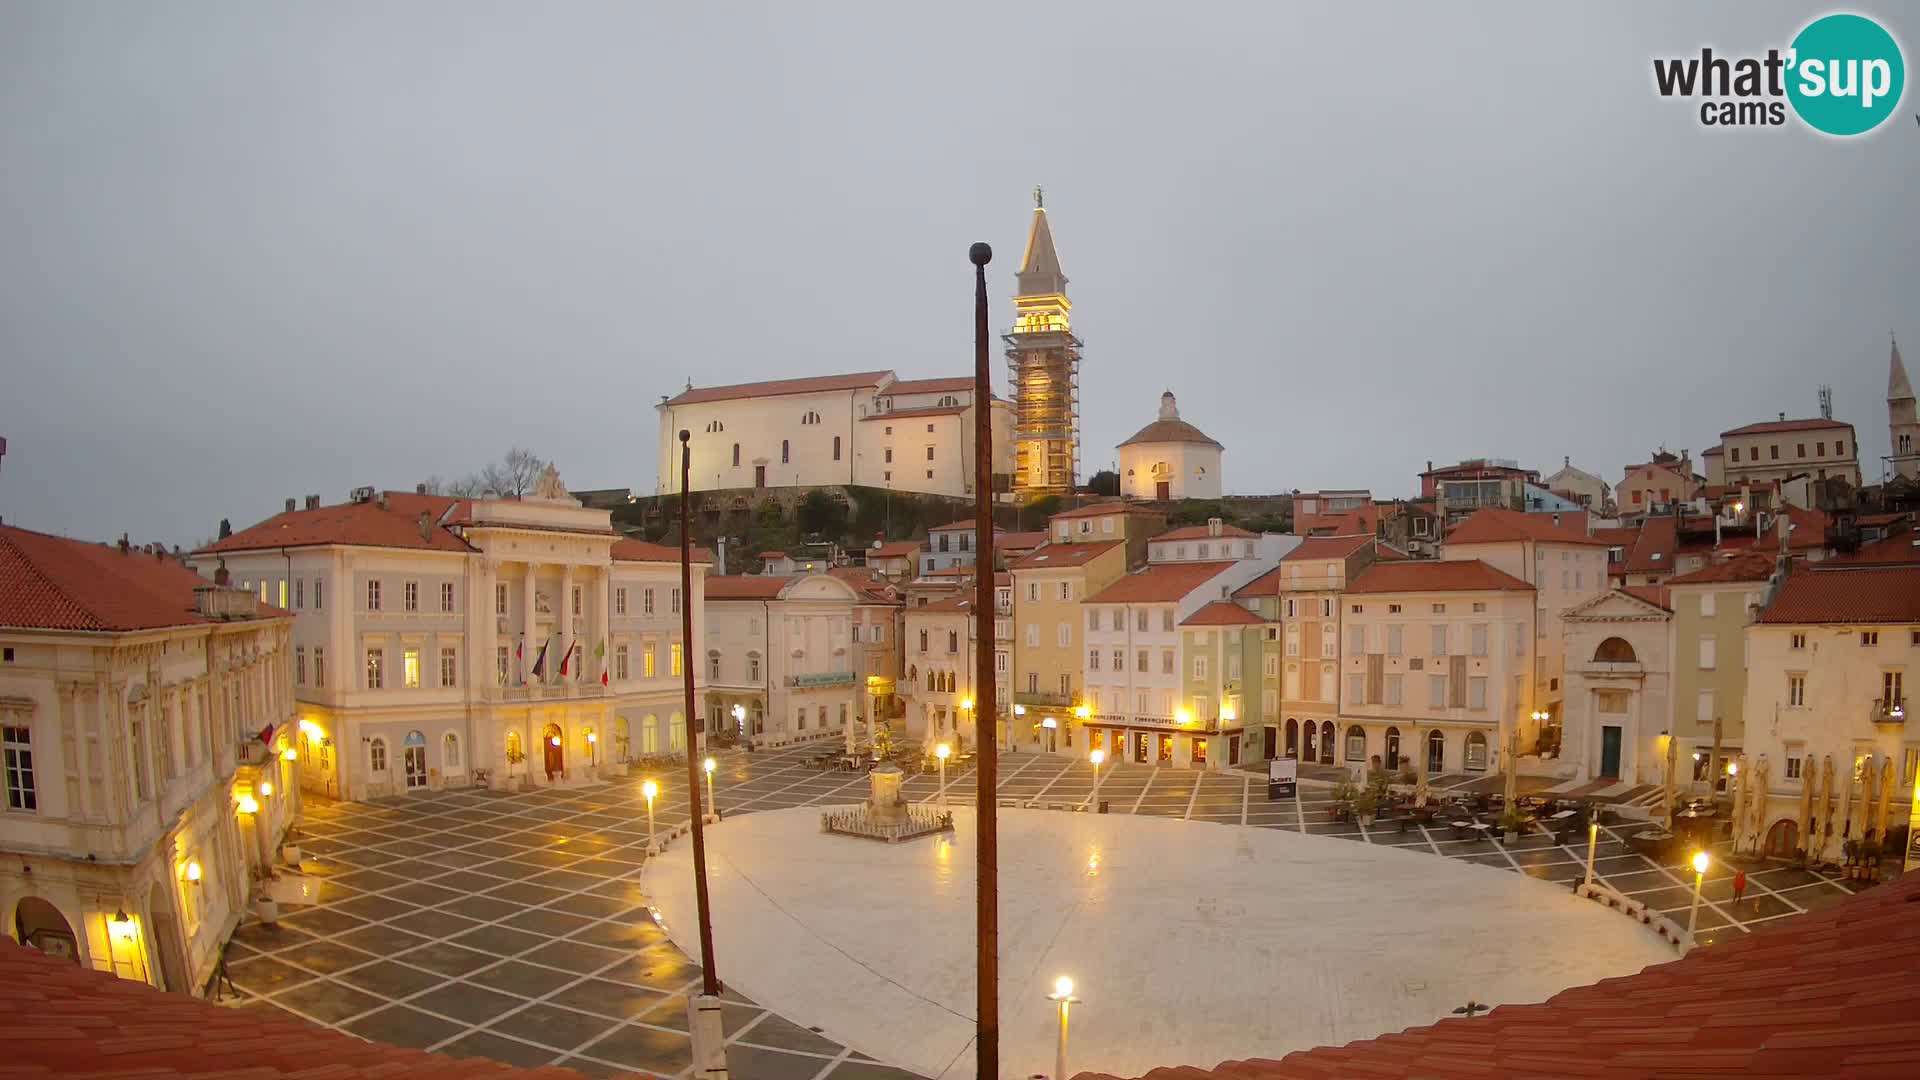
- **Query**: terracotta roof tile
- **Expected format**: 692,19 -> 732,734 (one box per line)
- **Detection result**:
610,538 -> 713,564
1,525 -> 284,632
868,541 -> 922,559
1823,531 -> 1920,567
1665,551 -> 1778,585
1118,417 -> 1222,449
1622,584 -> 1672,611
1074,871 -> 1920,1080
1010,539 -> 1125,570
999,530 -> 1049,551
661,370 -> 891,406
1443,508 -> 1610,547
884,376 -> 974,395
1151,524 -> 1256,542
827,566 -> 903,603
1087,561 -> 1239,604
1180,600 -> 1266,626
1295,506 -> 1378,537
1623,514 -> 1678,572
1231,566 -> 1282,599
1280,534 -> 1375,562
1347,559 -> 1533,594
705,574 -> 795,600
198,492 -> 477,555
1048,501 -> 1163,521
1758,565 -> 1920,624
1720,417 -> 1854,436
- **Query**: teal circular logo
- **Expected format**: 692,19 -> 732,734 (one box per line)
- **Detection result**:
1787,13 -> 1905,136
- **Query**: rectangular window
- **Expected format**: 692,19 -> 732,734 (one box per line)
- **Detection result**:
1263,654 -> 1278,677
612,644 -> 627,681
497,583 -> 509,615
671,642 -> 683,677
1285,598 -> 1296,618
295,646 -> 307,685
366,648 -> 385,690
439,582 -> 455,612
1862,630 -> 1880,646
1471,602 -> 1486,613
1027,583 -> 1039,602
1057,582 -> 1070,601
1088,608 -> 1100,631
314,646 -> 325,688
644,588 -> 655,615
366,579 -> 381,611
1700,591 -> 1716,617
1162,649 -> 1175,674
1471,624 -> 1488,657
1193,654 -> 1209,679
403,647 -> 421,689
1285,633 -> 1300,657
1699,637 -> 1716,670
1162,609 -> 1175,632
1788,673 -> 1806,707
1384,673 -> 1403,706
1025,624 -> 1038,647
1785,753 -> 1803,780
571,586 -> 582,617
1468,676 -> 1486,710
1347,673 -> 1366,705
1696,689 -> 1714,724
1431,625 -> 1448,656
1883,669 -> 1904,706
440,647 -> 457,687
1057,623 -> 1071,647
404,581 -> 419,612
1088,649 -> 1101,672
672,588 -> 682,614
496,645 -> 510,685
1386,625 -> 1403,656
644,645 -> 657,679
1112,649 -> 1124,671
3,725 -> 35,812
1429,675 -> 1446,708
294,578 -> 304,610
1348,625 -> 1365,655
1137,649 -> 1149,673
1321,631 -> 1336,659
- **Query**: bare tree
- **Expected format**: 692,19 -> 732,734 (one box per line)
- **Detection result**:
418,475 -> 446,496
446,473 -> 488,498
479,447 -> 546,497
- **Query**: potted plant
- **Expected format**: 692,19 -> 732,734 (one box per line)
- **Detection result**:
1355,787 -> 1380,827
251,866 -> 281,924
1330,778 -> 1356,822
1498,807 -> 1527,845
502,741 -> 527,791
279,826 -> 303,867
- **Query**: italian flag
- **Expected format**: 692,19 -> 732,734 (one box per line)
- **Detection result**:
596,639 -> 608,686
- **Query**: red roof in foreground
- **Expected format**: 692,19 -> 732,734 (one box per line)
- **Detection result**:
1075,870 -> 1920,1080
1758,564 -> 1920,625
0,936 -> 589,1079
1665,551 -> 1778,586
1,525 -> 283,632
1347,559 -> 1532,595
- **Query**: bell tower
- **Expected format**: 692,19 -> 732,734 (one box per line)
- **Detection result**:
1888,335 -> 1920,481
1004,189 -> 1081,500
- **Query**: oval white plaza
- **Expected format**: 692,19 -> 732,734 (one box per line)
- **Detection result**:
644,807 -> 1675,1079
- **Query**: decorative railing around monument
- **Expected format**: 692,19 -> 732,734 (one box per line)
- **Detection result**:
820,806 -> 955,843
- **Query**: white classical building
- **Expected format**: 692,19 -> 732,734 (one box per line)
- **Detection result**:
1,524 -> 295,997
702,573 -> 864,747
902,590 -> 987,751
1740,565 -> 1920,861
654,371 -> 1013,499
1117,392 -> 1223,501
1559,587 -> 1672,784
191,474 -> 706,801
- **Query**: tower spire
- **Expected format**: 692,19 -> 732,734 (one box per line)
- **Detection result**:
1891,333 -> 1913,402
1017,200 -> 1067,298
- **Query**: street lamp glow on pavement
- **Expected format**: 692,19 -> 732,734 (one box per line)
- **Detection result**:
1090,748 -> 1105,808
643,780 -> 661,853
1687,850 -> 1710,939
935,742 -> 951,807
1047,975 -> 1080,1080
703,757 -> 719,823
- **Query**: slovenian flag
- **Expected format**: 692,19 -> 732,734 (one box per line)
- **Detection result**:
559,638 -> 572,677
530,638 -> 549,680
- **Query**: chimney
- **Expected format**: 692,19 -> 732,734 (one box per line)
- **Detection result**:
377,493 -> 389,510
418,511 -> 432,541
1778,412 -> 1786,422
214,558 -> 230,587
305,494 -> 320,510
117,534 -> 129,554
1207,517 -> 1223,537
285,497 -> 296,513
416,483 -> 428,495
717,536 -> 728,576
1552,513 -> 1561,528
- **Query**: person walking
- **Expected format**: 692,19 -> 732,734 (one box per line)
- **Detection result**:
1731,867 -> 1748,906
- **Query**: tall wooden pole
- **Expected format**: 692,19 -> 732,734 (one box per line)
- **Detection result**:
679,430 -> 721,998
969,241 -> 998,1080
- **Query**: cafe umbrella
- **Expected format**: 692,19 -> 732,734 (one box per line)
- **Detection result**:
1728,756 -> 1748,855
1797,758 -> 1815,860
1876,752 -> 1897,839
1819,755 -> 1838,862
1748,755 -> 1770,854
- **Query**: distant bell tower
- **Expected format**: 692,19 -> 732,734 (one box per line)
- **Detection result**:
1889,335 -> 1920,481
1005,188 -> 1081,501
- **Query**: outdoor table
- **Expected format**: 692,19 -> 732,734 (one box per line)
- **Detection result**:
1549,809 -> 1577,820
1449,819 -> 1473,839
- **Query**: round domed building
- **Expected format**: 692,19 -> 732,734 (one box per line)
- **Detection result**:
1118,391 -> 1223,501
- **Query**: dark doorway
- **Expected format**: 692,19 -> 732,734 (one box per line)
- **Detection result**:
1600,725 -> 1623,780
754,465 -> 766,488
1263,726 -> 1277,760
1155,481 -> 1170,501
542,723 -> 564,780
1385,727 -> 1401,771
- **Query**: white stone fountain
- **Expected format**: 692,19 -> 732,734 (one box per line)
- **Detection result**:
820,761 -> 952,842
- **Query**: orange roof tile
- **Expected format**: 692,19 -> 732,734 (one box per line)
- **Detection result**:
1180,600 -> 1266,626
1347,559 -> 1533,594
1826,531 -> 1920,567
885,376 -> 974,395
661,370 -> 891,406
921,593 -> 979,613
1087,561 -> 1238,604
827,566 -> 903,604
868,541 -> 922,559
1758,565 -> 1920,625
1231,565 -> 1283,599
1443,507 -> 1610,547
1721,417 -> 1854,436
610,538 -> 712,564
2,525 -> 286,632
1622,584 -> 1672,611
705,574 -> 795,600
1048,500 -> 1162,521
1151,523 -> 1256,542
1010,539 -> 1124,570
1280,534 -> 1375,562
0,935 -> 596,1079
198,492 -> 477,555
1624,514 -> 1679,573
1295,506 -> 1378,537
998,530 -> 1049,551
1665,551 -> 1778,585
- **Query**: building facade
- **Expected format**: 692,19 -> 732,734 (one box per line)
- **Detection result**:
2,525 -> 294,998
1117,392 -> 1224,502
1710,417 -> 1860,490
1618,451 -> 1695,517
1009,540 -> 1127,751
1664,552 -> 1779,792
903,591 -> 985,750
1005,195 -> 1081,500
1559,587 -> 1672,784
703,573 -> 862,748
194,478 -> 706,802
1542,457 -> 1613,514
1421,460 -> 1538,526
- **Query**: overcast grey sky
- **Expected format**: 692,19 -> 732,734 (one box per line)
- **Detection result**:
2,1 -> 1915,545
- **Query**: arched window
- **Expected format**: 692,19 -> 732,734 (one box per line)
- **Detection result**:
443,731 -> 462,769
747,652 -> 762,682
908,664 -> 918,685
1384,726 -> 1402,770
505,731 -> 521,763
1426,729 -> 1446,773
1301,720 -> 1316,758
1285,718 -> 1299,757
1465,731 -> 1489,771
782,439 -> 791,464
369,737 -> 388,773
1319,721 -> 1336,765
732,443 -> 740,467
1593,637 -> 1638,663
833,435 -> 842,461
706,420 -> 725,433
707,650 -> 721,680
1344,724 -> 1367,762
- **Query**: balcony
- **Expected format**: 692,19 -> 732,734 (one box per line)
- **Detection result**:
1014,689 -> 1072,709
485,684 -> 608,703
1578,660 -> 1645,678
786,671 -> 857,689
1872,697 -> 1906,725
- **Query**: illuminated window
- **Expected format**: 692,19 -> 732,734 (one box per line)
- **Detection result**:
403,648 -> 420,689
643,645 -> 657,679
366,648 -> 385,689
670,642 -> 683,677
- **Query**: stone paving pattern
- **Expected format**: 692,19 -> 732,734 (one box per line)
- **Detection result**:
227,742 -> 1875,1078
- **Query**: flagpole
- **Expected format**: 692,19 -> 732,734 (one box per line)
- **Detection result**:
678,428 -> 729,1080
969,239 -> 999,1080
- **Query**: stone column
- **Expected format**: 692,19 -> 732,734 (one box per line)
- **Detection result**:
522,562 -> 539,683
594,565 -> 611,687
478,560 -> 497,689
560,565 -> 575,683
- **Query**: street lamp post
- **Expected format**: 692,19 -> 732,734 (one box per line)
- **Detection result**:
935,742 -> 951,808
731,703 -> 746,745
1687,850 -> 1709,939
1583,819 -> 1599,887
703,757 -> 719,824
643,779 -> 660,855
1090,748 -> 1105,809
1047,975 -> 1080,1080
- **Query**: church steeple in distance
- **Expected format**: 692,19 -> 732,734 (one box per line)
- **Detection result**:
1888,333 -> 1920,480
1005,189 -> 1082,501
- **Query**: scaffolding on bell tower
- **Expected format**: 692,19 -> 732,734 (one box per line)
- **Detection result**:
1004,193 -> 1080,500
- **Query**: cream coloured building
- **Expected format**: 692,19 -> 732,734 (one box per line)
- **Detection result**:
902,590 -> 986,751
1118,392 -> 1223,501
654,371 -> 1012,499
2,524 -> 294,997
1559,587 -> 1672,784
193,474 -> 706,801
1707,416 -> 1860,491
702,573 -> 862,748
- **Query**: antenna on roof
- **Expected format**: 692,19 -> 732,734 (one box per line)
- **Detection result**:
1818,384 -> 1833,420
